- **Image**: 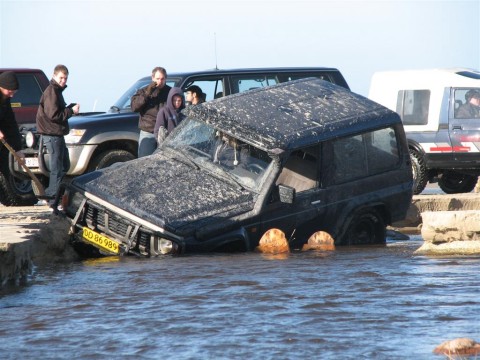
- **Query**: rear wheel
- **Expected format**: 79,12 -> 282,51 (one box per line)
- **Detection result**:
438,172 -> 478,194
88,150 -> 136,171
410,149 -> 428,195
342,209 -> 386,245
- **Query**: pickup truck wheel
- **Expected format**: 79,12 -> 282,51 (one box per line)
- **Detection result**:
342,209 -> 385,245
410,149 -> 428,195
438,172 -> 478,194
0,168 -> 37,206
89,150 -> 136,171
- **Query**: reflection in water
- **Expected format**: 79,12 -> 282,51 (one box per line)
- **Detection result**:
1,239 -> 480,359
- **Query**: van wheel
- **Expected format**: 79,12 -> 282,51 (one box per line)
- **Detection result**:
410,149 -> 428,195
88,150 -> 136,171
342,209 -> 385,245
438,172 -> 478,194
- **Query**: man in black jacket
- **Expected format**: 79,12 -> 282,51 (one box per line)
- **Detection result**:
36,64 -> 80,204
0,71 -> 25,196
131,66 -> 171,157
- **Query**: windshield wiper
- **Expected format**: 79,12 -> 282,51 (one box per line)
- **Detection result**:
172,148 -> 200,170
212,165 -> 245,191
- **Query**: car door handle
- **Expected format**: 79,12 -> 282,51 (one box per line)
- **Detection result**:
311,200 -> 321,205
452,125 -> 462,130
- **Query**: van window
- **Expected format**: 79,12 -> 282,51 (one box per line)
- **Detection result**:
396,90 -> 430,125
231,75 -> 278,93
454,88 -> 480,118
331,127 -> 400,184
11,74 -> 43,106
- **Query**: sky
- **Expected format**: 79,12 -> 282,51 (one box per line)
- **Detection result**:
0,0 -> 479,112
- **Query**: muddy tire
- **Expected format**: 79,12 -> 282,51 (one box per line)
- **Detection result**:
341,209 -> 386,245
0,168 -> 37,206
88,150 -> 135,171
410,149 -> 428,195
438,172 -> 478,194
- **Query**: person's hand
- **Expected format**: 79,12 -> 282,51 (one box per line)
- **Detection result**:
72,104 -> 80,115
146,82 -> 157,96
15,151 -> 25,165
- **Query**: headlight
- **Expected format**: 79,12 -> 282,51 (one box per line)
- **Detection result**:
159,238 -> 174,254
25,131 -> 36,148
64,129 -> 86,144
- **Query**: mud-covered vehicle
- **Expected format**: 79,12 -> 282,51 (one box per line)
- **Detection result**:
10,67 -> 349,204
59,78 -> 413,257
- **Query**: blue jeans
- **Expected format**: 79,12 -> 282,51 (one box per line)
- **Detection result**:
42,135 -> 70,198
138,130 -> 156,157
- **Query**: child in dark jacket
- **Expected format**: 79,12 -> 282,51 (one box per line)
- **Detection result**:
154,87 -> 185,146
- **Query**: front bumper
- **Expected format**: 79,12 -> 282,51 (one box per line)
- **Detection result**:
65,189 -> 183,257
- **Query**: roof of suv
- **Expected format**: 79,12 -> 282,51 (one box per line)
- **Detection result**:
185,77 -> 400,151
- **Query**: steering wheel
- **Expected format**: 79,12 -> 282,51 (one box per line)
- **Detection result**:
246,163 -> 265,174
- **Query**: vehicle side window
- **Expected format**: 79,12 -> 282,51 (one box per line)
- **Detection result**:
396,89 -> 430,125
11,74 -> 43,106
276,146 -> 318,192
281,73 -> 332,83
183,78 -> 225,101
230,75 -> 278,94
331,127 -> 400,184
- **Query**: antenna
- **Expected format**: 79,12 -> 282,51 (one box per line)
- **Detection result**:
214,32 -> 218,70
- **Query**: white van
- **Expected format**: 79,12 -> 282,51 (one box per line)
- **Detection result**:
368,68 -> 480,194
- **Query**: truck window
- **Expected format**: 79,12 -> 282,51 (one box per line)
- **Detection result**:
231,75 -> 278,93
396,89 -> 430,125
276,146 -> 318,192
11,74 -> 43,106
183,77 -> 224,101
454,88 -> 480,119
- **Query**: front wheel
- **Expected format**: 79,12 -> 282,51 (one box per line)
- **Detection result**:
0,168 -> 37,206
438,172 -> 478,194
88,150 -> 136,171
341,209 -> 386,246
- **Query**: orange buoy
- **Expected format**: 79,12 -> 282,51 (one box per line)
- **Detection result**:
256,228 -> 290,254
302,231 -> 335,251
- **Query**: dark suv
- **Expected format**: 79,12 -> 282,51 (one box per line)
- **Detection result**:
60,78 -> 413,258
10,67 -> 349,203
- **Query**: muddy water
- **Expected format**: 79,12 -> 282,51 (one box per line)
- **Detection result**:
1,238 -> 480,359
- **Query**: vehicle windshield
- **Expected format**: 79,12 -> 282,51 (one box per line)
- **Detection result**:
164,119 -> 273,192
109,77 -> 181,113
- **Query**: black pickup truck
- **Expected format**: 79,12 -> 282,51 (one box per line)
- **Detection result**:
9,67 -> 349,205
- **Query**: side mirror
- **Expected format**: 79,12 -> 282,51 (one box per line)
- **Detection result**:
278,184 -> 295,204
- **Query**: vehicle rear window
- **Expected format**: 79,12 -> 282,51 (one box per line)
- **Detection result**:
11,74 -> 43,106
396,89 -> 430,125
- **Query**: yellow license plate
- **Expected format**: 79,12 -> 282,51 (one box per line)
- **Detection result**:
82,227 -> 120,255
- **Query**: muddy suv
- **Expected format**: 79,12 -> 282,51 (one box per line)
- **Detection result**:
10,67 -> 349,203
0,68 -> 49,206
369,68 -> 480,194
59,78 -> 413,258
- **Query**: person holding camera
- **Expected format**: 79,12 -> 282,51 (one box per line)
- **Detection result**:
131,67 -> 171,157
36,64 -> 80,205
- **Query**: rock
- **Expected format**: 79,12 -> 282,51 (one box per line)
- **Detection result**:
433,337 -> 480,356
256,228 -> 290,254
302,231 -> 335,251
421,210 -> 480,244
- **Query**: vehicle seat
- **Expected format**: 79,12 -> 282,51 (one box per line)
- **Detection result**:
214,91 -> 224,99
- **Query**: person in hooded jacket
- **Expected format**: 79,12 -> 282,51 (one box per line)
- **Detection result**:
154,87 -> 185,146
0,71 -> 23,159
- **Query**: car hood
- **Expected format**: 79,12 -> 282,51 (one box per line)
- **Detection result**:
73,152 -> 255,235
